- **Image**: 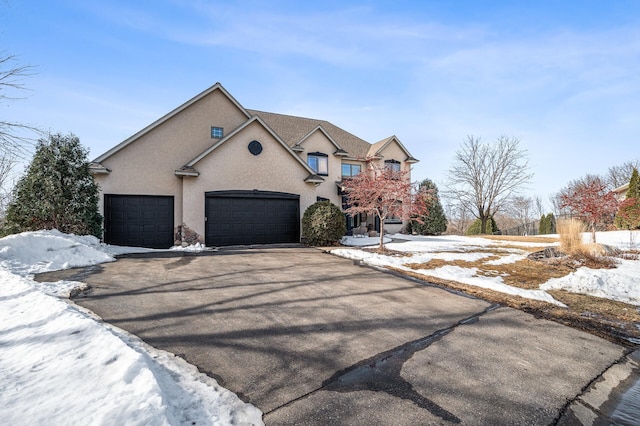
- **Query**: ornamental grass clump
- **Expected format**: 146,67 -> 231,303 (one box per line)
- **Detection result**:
557,218 -> 585,255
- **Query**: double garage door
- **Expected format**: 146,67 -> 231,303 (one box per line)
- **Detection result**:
205,191 -> 300,246
104,191 -> 300,248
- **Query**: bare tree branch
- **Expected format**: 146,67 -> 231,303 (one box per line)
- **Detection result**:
0,53 -> 40,158
445,135 -> 534,234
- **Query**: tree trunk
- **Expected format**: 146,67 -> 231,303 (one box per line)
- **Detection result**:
379,218 -> 385,250
480,216 -> 487,234
591,221 -> 597,243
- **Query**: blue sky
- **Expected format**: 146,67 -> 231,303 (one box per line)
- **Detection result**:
2,1 -> 639,207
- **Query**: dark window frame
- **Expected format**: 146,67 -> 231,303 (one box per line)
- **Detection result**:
308,152 -> 329,176
341,163 -> 361,178
385,159 -> 401,172
211,126 -> 224,139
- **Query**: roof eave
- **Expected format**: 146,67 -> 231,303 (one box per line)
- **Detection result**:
305,174 -> 325,184
88,162 -> 110,174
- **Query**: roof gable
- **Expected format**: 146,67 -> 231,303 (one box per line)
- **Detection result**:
368,135 -> 419,163
94,83 -> 251,163
182,116 -> 318,179
247,110 -> 371,159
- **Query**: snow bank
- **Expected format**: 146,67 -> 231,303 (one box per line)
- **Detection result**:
332,245 -> 565,306
340,235 -> 392,247
0,230 -> 263,425
0,229 -> 115,276
541,259 -> 640,306
333,232 -> 640,306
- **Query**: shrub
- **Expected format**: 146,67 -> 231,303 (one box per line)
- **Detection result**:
557,218 -> 586,255
539,213 -> 556,234
466,216 -> 499,235
4,133 -> 102,237
301,201 -> 346,246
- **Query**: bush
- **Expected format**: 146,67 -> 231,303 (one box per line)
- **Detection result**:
301,201 -> 346,246
465,216 -> 499,235
4,133 -> 102,237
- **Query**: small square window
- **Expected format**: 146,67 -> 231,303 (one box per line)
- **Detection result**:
211,127 -> 223,138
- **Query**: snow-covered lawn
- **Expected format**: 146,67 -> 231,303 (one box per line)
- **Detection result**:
0,230 -> 262,426
336,230 -> 640,307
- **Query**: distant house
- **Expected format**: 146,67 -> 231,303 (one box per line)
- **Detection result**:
613,183 -> 629,202
90,83 -> 419,248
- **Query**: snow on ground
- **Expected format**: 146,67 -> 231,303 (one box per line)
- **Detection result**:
337,230 -> 640,307
0,230 -> 263,425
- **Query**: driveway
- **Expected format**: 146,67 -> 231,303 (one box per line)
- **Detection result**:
37,247 -> 629,425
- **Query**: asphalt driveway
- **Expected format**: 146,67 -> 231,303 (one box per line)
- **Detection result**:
37,247 -> 630,425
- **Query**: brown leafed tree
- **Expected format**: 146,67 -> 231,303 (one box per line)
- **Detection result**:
445,135 -> 534,234
342,163 -> 431,249
559,175 -> 619,243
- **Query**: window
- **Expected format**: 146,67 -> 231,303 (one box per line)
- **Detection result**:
385,159 -> 401,172
384,214 -> 402,224
307,152 -> 328,175
211,127 -> 223,139
341,163 -> 361,178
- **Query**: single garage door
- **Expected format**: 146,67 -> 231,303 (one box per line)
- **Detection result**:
104,195 -> 174,249
205,190 -> 299,246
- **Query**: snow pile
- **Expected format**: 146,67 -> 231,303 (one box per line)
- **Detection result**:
0,229 -> 115,276
340,235 -> 392,247
541,259 -> 640,306
332,232 -> 640,307
0,230 -> 263,425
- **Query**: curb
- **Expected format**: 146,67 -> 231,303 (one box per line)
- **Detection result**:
557,349 -> 640,425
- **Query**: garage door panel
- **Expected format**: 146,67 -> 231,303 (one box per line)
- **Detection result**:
205,191 -> 299,246
105,195 -> 174,249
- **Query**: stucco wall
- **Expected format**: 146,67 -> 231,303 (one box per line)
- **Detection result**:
182,121 -> 318,239
94,88 -> 250,228
294,130 -> 343,206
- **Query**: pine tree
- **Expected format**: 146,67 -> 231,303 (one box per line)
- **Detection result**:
5,133 -> 102,237
615,168 -> 640,230
411,179 -> 447,235
627,168 -> 639,199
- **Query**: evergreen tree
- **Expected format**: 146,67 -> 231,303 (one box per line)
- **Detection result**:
615,167 -> 640,230
5,133 -> 102,237
538,214 -> 548,234
466,215 -> 499,235
539,213 -> 556,234
627,168 -> 639,199
411,179 -> 447,235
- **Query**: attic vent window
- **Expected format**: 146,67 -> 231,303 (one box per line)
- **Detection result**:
211,127 -> 223,138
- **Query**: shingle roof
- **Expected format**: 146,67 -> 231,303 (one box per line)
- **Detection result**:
246,109 -> 372,159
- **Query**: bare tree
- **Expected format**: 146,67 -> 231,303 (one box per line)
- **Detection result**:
534,196 -> 545,218
510,195 -> 533,234
605,160 -> 640,190
1,53 -> 38,157
445,135 -> 534,234
0,152 -> 16,216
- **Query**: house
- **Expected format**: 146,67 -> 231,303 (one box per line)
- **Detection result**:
89,83 -> 419,248
613,183 -> 629,202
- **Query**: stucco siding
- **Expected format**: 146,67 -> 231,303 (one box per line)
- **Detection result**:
182,121 -> 317,239
95,88 -> 250,229
295,130 -> 342,206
